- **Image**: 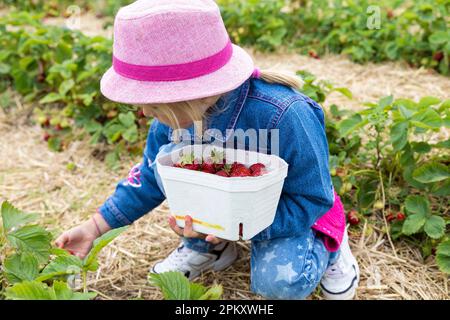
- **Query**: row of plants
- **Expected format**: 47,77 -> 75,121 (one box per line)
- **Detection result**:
0,11 -> 148,167
0,11 -> 448,274
220,0 -> 449,75
2,0 -> 448,74
299,70 -> 449,273
0,201 -> 223,300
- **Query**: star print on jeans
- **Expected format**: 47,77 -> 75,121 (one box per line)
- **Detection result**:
262,250 -> 277,264
275,262 -> 298,283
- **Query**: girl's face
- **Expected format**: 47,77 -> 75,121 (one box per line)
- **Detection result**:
140,95 -> 221,129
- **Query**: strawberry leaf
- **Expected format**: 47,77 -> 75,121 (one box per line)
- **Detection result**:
83,226 -> 127,272
6,225 -> 52,264
4,253 -> 40,284
436,240 -> 450,274
148,271 -> 191,300
423,216 -> 446,239
1,201 -> 38,233
5,281 -> 96,300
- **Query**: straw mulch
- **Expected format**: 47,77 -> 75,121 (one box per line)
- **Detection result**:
0,12 -> 449,300
1,55 -> 449,298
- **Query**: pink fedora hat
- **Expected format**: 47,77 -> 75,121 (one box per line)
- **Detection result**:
100,0 -> 255,104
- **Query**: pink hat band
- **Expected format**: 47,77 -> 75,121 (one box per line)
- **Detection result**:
113,40 -> 233,82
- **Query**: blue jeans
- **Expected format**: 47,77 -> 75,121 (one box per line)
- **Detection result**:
184,229 -> 339,299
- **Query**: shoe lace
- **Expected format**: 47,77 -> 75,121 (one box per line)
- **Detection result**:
165,245 -> 193,267
325,256 -> 346,278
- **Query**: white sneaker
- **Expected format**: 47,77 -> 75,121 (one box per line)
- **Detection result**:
320,228 -> 360,300
150,241 -> 238,280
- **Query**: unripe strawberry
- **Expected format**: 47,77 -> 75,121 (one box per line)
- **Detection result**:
347,210 -> 360,225
373,200 -> 384,210
330,168 -> 337,176
344,182 -> 352,192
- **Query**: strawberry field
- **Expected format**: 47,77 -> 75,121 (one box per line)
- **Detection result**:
0,1 -> 449,300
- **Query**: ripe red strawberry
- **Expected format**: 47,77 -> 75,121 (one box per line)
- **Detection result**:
183,163 -> 200,171
43,132 -> 51,142
386,212 -> 396,223
396,212 -> 406,221
216,170 -> 229,177
231,162 -> 245,171
387,9 -> 394,19
201,161 -> 216,174
433,51 -> 444,62
250,163 -> 267,176
347,210 -> 360,226
176,152 -> 200,170
308,50 -> 320,59
230,166 -> 252,177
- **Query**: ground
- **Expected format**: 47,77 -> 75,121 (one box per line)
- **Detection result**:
0,13 -> 449,300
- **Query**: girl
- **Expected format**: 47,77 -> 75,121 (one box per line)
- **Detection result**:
56,0 -> 359,300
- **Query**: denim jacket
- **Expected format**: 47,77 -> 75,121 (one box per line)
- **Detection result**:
99,78 -> 334,241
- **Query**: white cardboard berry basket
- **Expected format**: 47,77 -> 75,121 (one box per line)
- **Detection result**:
156,144 -> 288,241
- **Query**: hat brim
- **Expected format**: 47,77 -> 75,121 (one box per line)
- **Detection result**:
100,45 -> 254,104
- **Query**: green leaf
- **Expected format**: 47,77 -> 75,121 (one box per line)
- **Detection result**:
338,114 -> 367,136
5,281 -> 52,300
189,282 -> 207,300
411,142 -> 431,154
423,216 -> 446,239
47,137 -> 62,152
6,225 -> 52,264
83,226 -> 127,272
4,253 -> 40,284
429,31 -> 448,45
122,125 -> 138,143
436,240 -> 450,274
402,213 -> 427,236
411,109 -> 442,129
431,179 -> 450,196
118,112 -> 136,128
198,284 -> 223,300
39,93 -> 62,104
51,281 -> 97,300
390,121 -> 408,152
333,87 -> 353,99
0,62 -> 11,74
413,163 -> 450,183
38,255 -> 83,281
404,195 -> 429,216
58,79 -> 75,96
378,95 -> 393,108
149,271 -> 191,300
418,96 -> 441,108
5,281 -> 96,300
1,201 -> 38,233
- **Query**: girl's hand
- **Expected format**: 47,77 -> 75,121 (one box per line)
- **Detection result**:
55,213 -> 111,258
168,215 -> 224,245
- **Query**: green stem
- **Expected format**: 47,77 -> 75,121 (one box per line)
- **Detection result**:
82,271 -> 87,293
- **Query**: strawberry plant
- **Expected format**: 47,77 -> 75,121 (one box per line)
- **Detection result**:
149,271 -> 223,300
325,93 -> 449,273
0,11 -> 148,162
0,201 -> 127,300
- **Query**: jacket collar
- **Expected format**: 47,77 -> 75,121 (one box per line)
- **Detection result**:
168,78 -> 251,143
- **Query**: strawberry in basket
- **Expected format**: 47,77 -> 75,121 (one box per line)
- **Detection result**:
173,150 -> 267,177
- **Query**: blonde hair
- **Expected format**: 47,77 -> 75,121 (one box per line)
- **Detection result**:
144,70 -> 303,133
